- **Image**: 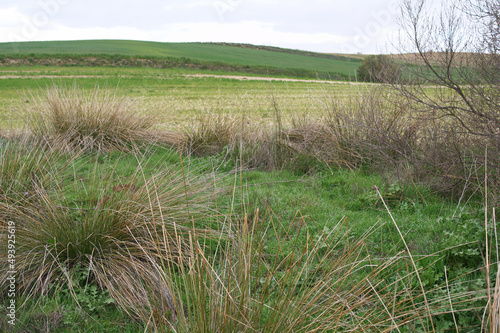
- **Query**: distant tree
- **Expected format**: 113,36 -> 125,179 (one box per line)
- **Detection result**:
357,55 -> 401,83
396,0 -> 500,140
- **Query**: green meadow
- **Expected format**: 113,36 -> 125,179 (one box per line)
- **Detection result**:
0,65 -> 361,129
0,40 -> 361,79
0,41 -> 497,332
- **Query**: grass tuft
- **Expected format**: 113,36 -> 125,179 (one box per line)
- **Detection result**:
26,84 -> 158,152
183,111 -> 240,156
0,148 -> 220,328
0,134 -> 70,200
154,207 -> 488,332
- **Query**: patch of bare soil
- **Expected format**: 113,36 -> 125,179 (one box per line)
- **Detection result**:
182,74 -> 368,85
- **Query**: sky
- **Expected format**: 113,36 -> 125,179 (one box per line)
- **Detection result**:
0,0 -> 403,54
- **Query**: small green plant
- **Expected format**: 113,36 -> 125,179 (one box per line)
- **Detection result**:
59,263 -> 115,325
350,181 -> 405,210
439,212 -> 487,269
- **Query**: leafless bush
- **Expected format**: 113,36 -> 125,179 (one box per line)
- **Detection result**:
390,0 -> 500,197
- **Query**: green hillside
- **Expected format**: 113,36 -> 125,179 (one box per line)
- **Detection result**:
0,40 -> 361,79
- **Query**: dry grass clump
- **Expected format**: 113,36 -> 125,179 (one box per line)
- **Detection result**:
180,86 -> 498,198
179,91 -> 420,175
181,86 -> 499,200
183,111 -> 241,156
26,84 -> 158,152
319,89 -> 420,169
181,107 -> 330,173
147,207 -> 489,332
0,135 -> 71,200
328,91 -> 498,198
242,120 -> 338,172
0,153 -> 219,328
283,87 -> 498,198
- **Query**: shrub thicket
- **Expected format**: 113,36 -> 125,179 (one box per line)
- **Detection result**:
357,55 -> 401,83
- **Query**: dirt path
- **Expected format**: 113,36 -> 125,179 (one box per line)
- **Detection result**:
183,74 -> 368,85
0,73 -> 370,85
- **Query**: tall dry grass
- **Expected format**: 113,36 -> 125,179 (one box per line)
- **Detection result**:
181,85 -> 498,199
0,135 -> 70,200
135,201 -> 491,332
0,146 -> 220,327
183,111 -> 241,156
317,87 -> 498,198
26,84 -> 159,152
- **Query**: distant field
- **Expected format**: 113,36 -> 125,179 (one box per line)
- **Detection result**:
0,65 -> 366,129
0,40 -> 366,128
0,40 -> 361,79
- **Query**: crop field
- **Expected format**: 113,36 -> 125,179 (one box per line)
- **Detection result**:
0,40 -> 361,80
0,41 -> 498,332
0,65 -> 366,130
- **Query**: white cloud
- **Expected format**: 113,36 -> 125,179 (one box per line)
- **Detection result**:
162,21 -> 349,48
0,0 -> 400,53
164,1 -> 212,11
0,7 -> 28,26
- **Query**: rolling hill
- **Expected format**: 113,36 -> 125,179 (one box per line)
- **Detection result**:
0,40 -> 361,79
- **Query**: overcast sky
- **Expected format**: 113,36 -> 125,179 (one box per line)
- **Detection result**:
0,0 -> 403,54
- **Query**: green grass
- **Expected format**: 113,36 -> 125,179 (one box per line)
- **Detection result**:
0,65 -> 363,129
0,66 -> 497,331
0,148 -> 493,332
1,141 -> 489,331
0,40 -> 361,78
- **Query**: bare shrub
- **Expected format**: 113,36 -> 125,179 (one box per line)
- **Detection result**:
357,54 -> 402,83
318,88 -> 420,171
318,87 -> 491,197
394,0 -> 500,197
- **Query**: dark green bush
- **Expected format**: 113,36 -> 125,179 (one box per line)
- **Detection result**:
357,54 -> 401,83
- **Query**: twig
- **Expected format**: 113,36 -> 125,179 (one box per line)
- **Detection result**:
444,266 -> 460,332
374,185 -> 436,333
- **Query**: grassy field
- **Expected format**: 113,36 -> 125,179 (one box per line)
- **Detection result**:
0,40 -> 361,80
0,65 -> 364,129
0,42 -> 497,332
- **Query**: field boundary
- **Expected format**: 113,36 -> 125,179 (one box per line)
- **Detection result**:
183,74 -> 370,85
